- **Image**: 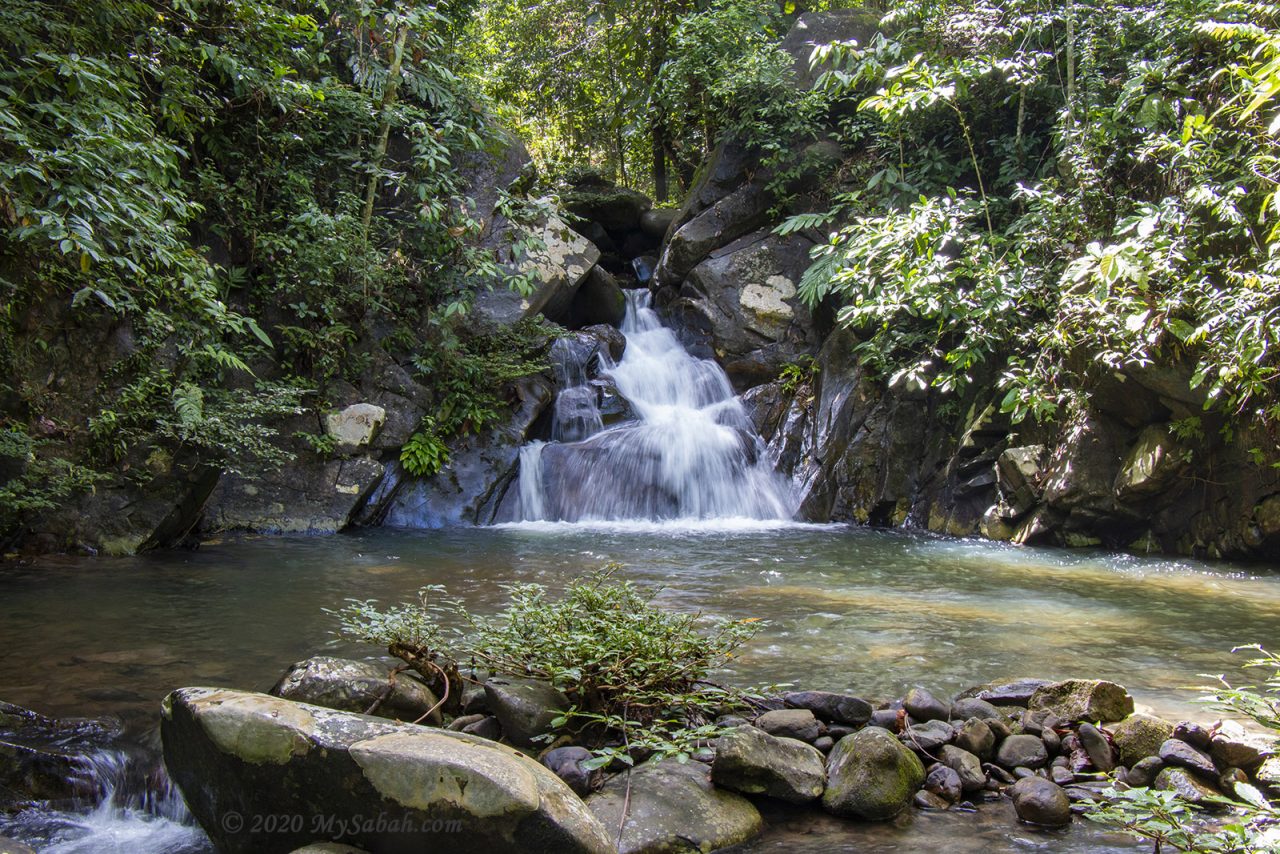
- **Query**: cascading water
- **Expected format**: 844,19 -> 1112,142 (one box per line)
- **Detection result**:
514,290 -> 795,523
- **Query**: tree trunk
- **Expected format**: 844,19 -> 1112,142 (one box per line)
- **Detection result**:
361,23 -> 410,239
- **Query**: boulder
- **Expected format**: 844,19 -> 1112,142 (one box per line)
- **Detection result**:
1158,739 -> 1218,778
957,679 -> 1051,707
711,725 -> 826,804
0,837 -> 38,854
483,677 -> 569,749
1124,756 -> 1165,787
471,214 -> 600,328
673,231 -> 821,387
823,727 -> 926,820
563,179 -> 652,234
0,700 -> 123,802
569,267 -> 627,328
1108,714 -> 1174,768
953,718 -> 995,760
938,745 -> 986,792
778,9 -> 882,90
1028,680 -> 1134,723
324,404 -> 386,452
1155,767 -> 1222,806
1209,721 -> 1274,771
924,764 -> 963,804
640,209 -> 678,240
656,182 -> 774,287
1114,424 -> 1187,500
951,697 -> 1003,721
756,708 -> 822,743
1077,722 -> 1114,772
1010,777 -> 1071,826
586,760 -> 762,854
996,735 -> 1048,770
903,687 -> 950,722
204,455 -> 386,536
541,746 -> 597,797
781,690 -> 872,726
902,719 -> 953,753
161,688 -> 612,854
269,657 -> 441,725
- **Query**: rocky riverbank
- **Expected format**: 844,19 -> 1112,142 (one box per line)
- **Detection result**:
8,656 -> 1273,854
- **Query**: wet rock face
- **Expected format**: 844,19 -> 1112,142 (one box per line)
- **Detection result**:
586,759 -> 763,854
161,687 -> 612,854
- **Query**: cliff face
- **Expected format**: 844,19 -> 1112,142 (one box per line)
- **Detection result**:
647,10 -> 1280,560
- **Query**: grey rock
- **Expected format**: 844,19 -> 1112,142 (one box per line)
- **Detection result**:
460,716 -> 502,741
586,760 -> 762,854
957,679 -> 1052,707
640,209 -> 678,239
569,267 -> 626,328
954,718 -> 995,760
902,719 -> 953,753
1158,739 -> 1218,778
1077,723 -> 1114,772
483,677 -> 569,749
1209,721 -> 1275,771
711,725 -> 826,804
997,735 -> 1049,770
1011,776 -> 1071,826
269,657 -> 440,725
813,736 -> 834,753
951,698 -> 1003,721
823,727 -> 926,820
448,714 -> 484,731
903,687 -> 950,723
756,708 -> 822,743
782,690 -> 873,726
161,687 -> 612,854
1042,727 -> 1062,756
1155,767 -> 1222,806
1028,680 -> 1134,723
914,789 -> 951,810
1050,766 -> 1076,786
542,746 -> 597,797
939,745 -> 986,792
1125,756 -> 1165,788
564,180 -> 651,233
925,764 -> 963,803
0,838 -> 39,854
869,709 -> 902,731
1173,721 -> 1213,750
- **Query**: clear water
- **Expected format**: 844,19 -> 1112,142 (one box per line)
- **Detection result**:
3,524 -> 1279,852
513,290 -> 795,521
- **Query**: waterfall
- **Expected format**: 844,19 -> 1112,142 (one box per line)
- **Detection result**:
513,290 -> 794,523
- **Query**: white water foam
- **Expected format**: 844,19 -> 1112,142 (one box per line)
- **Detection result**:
512,290 -> 796,523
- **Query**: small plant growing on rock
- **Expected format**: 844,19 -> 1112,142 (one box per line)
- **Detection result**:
328,564 -> 765,766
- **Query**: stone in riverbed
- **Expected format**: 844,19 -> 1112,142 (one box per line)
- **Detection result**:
0,838 -> 39,854
586,759 -> 762,854
939,745 -> 986,792
869,709 -> 902,731
1028,680 -> 1134,723
269,656 -> 441,725
1158,739 -> 1218,778
461,716 -> 502,741
1210,721 -> 1275,771
542,746 -> 597,797
782,690 -> 873,726
1156,767 -> 1222,805
954,718 -> 995,760
756,708 -> 822,743
903,687 -> 950,723
996,735 -> 1048,770
483,676 -> 569,749
823,727 -> 926,821
1173,721 -> 1213,750
162,687 -> 612,854
924,764 -> 963,804
914,789 -> 951,810
711,725 -> 826,804
956,679 -> 1052,707
1124,756 -> 1165,787
1108,713 -> 1174,768
1010,777 -> 1071,826
902,719 -> 953,753
1077,723 -> 1114,772
951,698 -> 1004,721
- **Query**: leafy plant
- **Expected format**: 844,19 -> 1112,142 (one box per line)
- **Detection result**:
330,565 -> 766,765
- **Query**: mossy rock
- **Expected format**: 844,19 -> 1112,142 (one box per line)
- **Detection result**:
1108,714 -> 1174,768
822,726 -> 925,820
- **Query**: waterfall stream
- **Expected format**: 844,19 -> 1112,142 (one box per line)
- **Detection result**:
513,290 -> 795,523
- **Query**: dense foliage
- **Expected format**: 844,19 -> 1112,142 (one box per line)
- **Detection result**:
331,566 -> 765,766
787,0 -> 1280,439
0,0 -> 551,541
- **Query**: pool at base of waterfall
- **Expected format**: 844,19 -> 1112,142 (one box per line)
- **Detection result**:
3,525 -> 1279,852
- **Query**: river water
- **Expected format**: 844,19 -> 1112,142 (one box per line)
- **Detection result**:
3,524 -> 1278,852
